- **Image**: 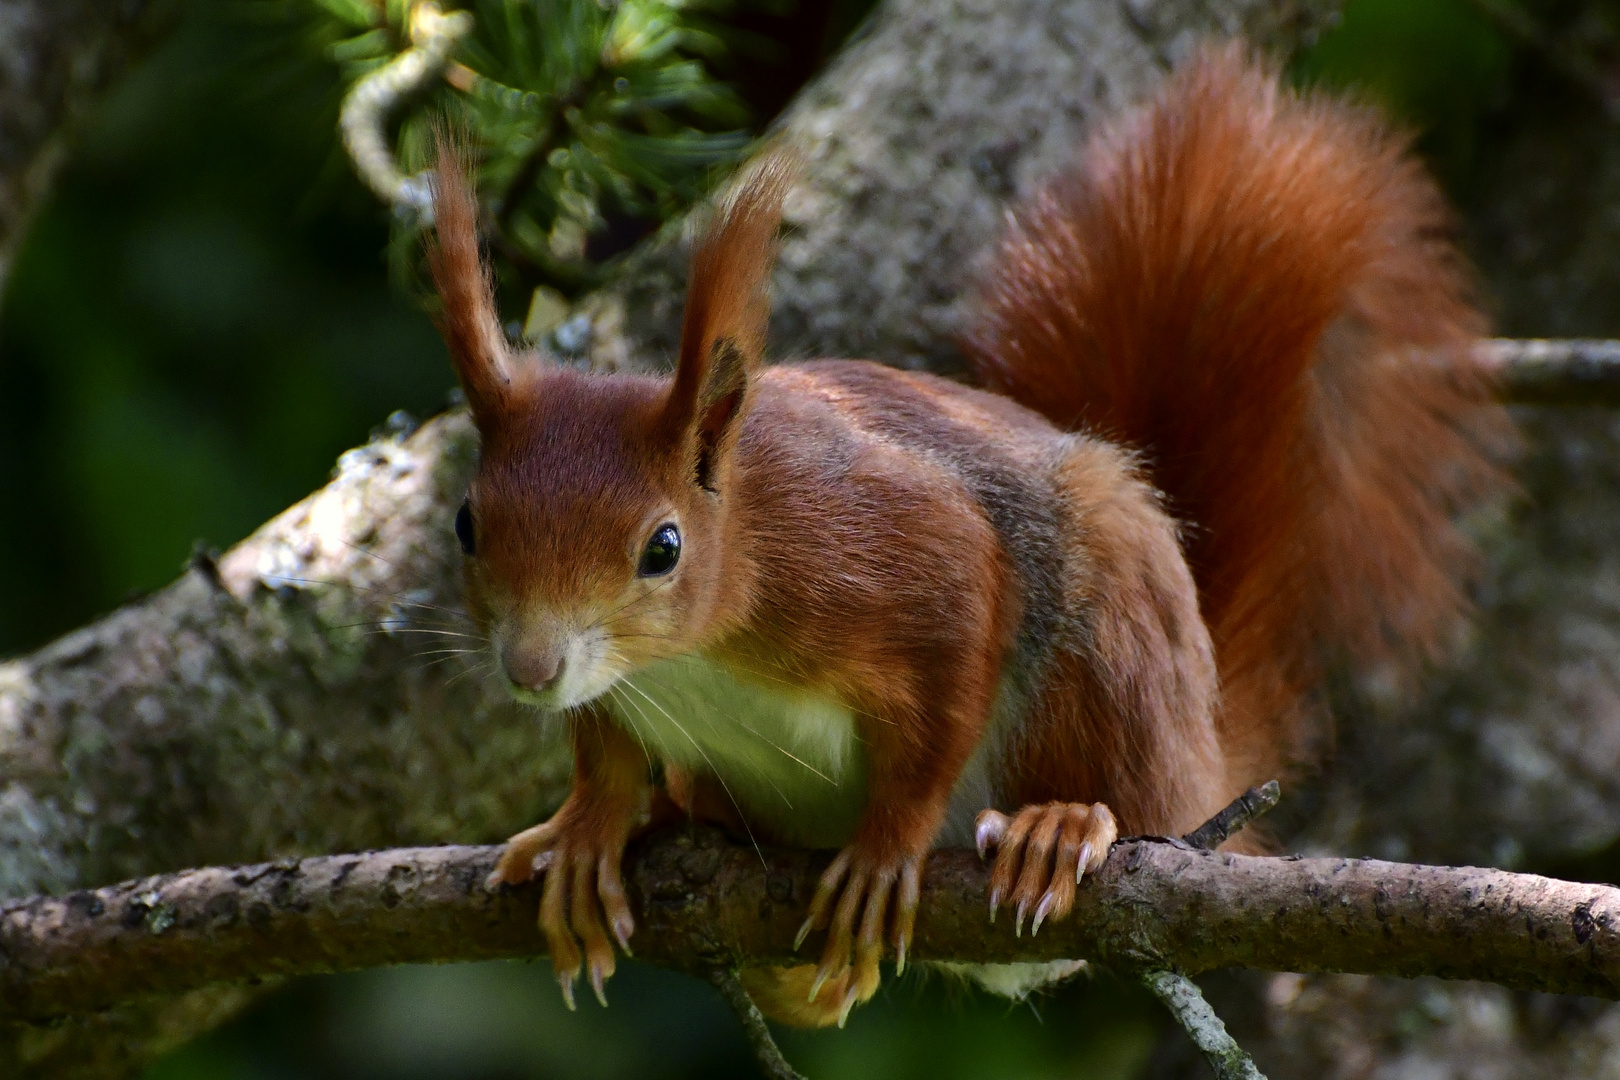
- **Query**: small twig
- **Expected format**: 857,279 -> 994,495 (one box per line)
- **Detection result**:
1145,782 -> 1280,1076
338,0 -> 474,220
1481,338 -> 1620,406
1182,780 -> 1281,850
1141,970 -> 1267,1080
708,968 -> 808,1080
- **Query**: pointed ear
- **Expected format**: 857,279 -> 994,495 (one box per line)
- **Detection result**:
685,336 -> 750,491
426,128 -> 516,425
663,152 -> 794,491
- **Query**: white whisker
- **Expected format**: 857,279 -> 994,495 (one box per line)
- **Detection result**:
620,674 -> 766,868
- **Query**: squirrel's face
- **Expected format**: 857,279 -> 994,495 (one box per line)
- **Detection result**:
457,368 -> 742,711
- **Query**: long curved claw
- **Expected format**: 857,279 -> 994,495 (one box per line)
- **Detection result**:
597,852 -> 635,956
539,862 -> 582,1011
494,808 -> 638,1012
982,802 -> 1118,934
810,860 -> 869,1003
985,809 -> 1037,923
1011,808 -> 1064,936
850,864 -> 892,1006
893,860 -> 920,975
798,843 -> 924,1024
572,856 -> 617,1008
797,848 -> 852,952
975,809 -> 1010,858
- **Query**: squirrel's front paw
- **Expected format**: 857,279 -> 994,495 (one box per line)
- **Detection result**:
488,815 -> 633,1010
975,802 -> 1116,935
793,842 -> 923,1027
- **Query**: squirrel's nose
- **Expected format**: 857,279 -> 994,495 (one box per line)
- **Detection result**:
502,643 -> 566,693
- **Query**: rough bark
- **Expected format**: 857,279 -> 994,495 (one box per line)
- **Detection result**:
7,830 -> 1620,1023
0,411 -> 575,899
0,0 -> 174,298
0,411 -> 576,1075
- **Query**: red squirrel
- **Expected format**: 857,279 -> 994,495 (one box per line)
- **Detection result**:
429,45 -> 1511,1028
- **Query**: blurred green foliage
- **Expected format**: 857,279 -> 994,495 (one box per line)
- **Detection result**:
145,959 -> 1162,1080
1294,0 -> 1512,189
0,0 -> 1573,1075
0,1 -> 453,655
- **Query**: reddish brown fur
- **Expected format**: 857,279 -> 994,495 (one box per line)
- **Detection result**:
1005,445 -> 1223,834
426,133 -> 523,424
440,47 -> 1512,1030
722,364 -> 1020,854
961,46 -> 1512,790
672,154 -> 792,394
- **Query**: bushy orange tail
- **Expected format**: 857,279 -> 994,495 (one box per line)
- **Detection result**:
960,46 -> 1513,784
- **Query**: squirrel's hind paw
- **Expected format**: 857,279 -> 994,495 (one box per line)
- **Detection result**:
976,802 -> 1116,935
794,845 -> 922,1026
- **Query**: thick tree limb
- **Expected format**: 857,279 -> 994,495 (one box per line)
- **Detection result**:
3,829 -> 1618,1024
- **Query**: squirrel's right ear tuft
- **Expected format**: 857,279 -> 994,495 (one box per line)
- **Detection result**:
426,127 -> 514,424
663,151 -> 795,487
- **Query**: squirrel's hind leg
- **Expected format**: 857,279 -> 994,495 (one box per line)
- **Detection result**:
739,964 -> 859,1028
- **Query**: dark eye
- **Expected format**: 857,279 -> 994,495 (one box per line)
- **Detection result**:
455,499 -> 476,556
638,523 -> 680,577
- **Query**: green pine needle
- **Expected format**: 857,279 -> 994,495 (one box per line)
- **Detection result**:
292,0 -> 757,297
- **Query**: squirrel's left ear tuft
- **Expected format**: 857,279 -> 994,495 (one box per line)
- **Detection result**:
426,126 -> 519,426
664,151 -> 796,489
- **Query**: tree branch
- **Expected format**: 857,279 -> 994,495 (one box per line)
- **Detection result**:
1141,783 -> 1279,1077
1142,971 -> 1265,1080
1481,338 -> 1620,405
3,828 -> 1617,1024
1182,780 -> 1280,850
708,969 -> 807,1080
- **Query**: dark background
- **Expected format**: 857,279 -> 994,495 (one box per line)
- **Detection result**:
0,0 -> 1600,1075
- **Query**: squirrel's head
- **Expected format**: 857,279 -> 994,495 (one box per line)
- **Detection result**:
452,354 -> 751,709
427,137 -> 788,710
